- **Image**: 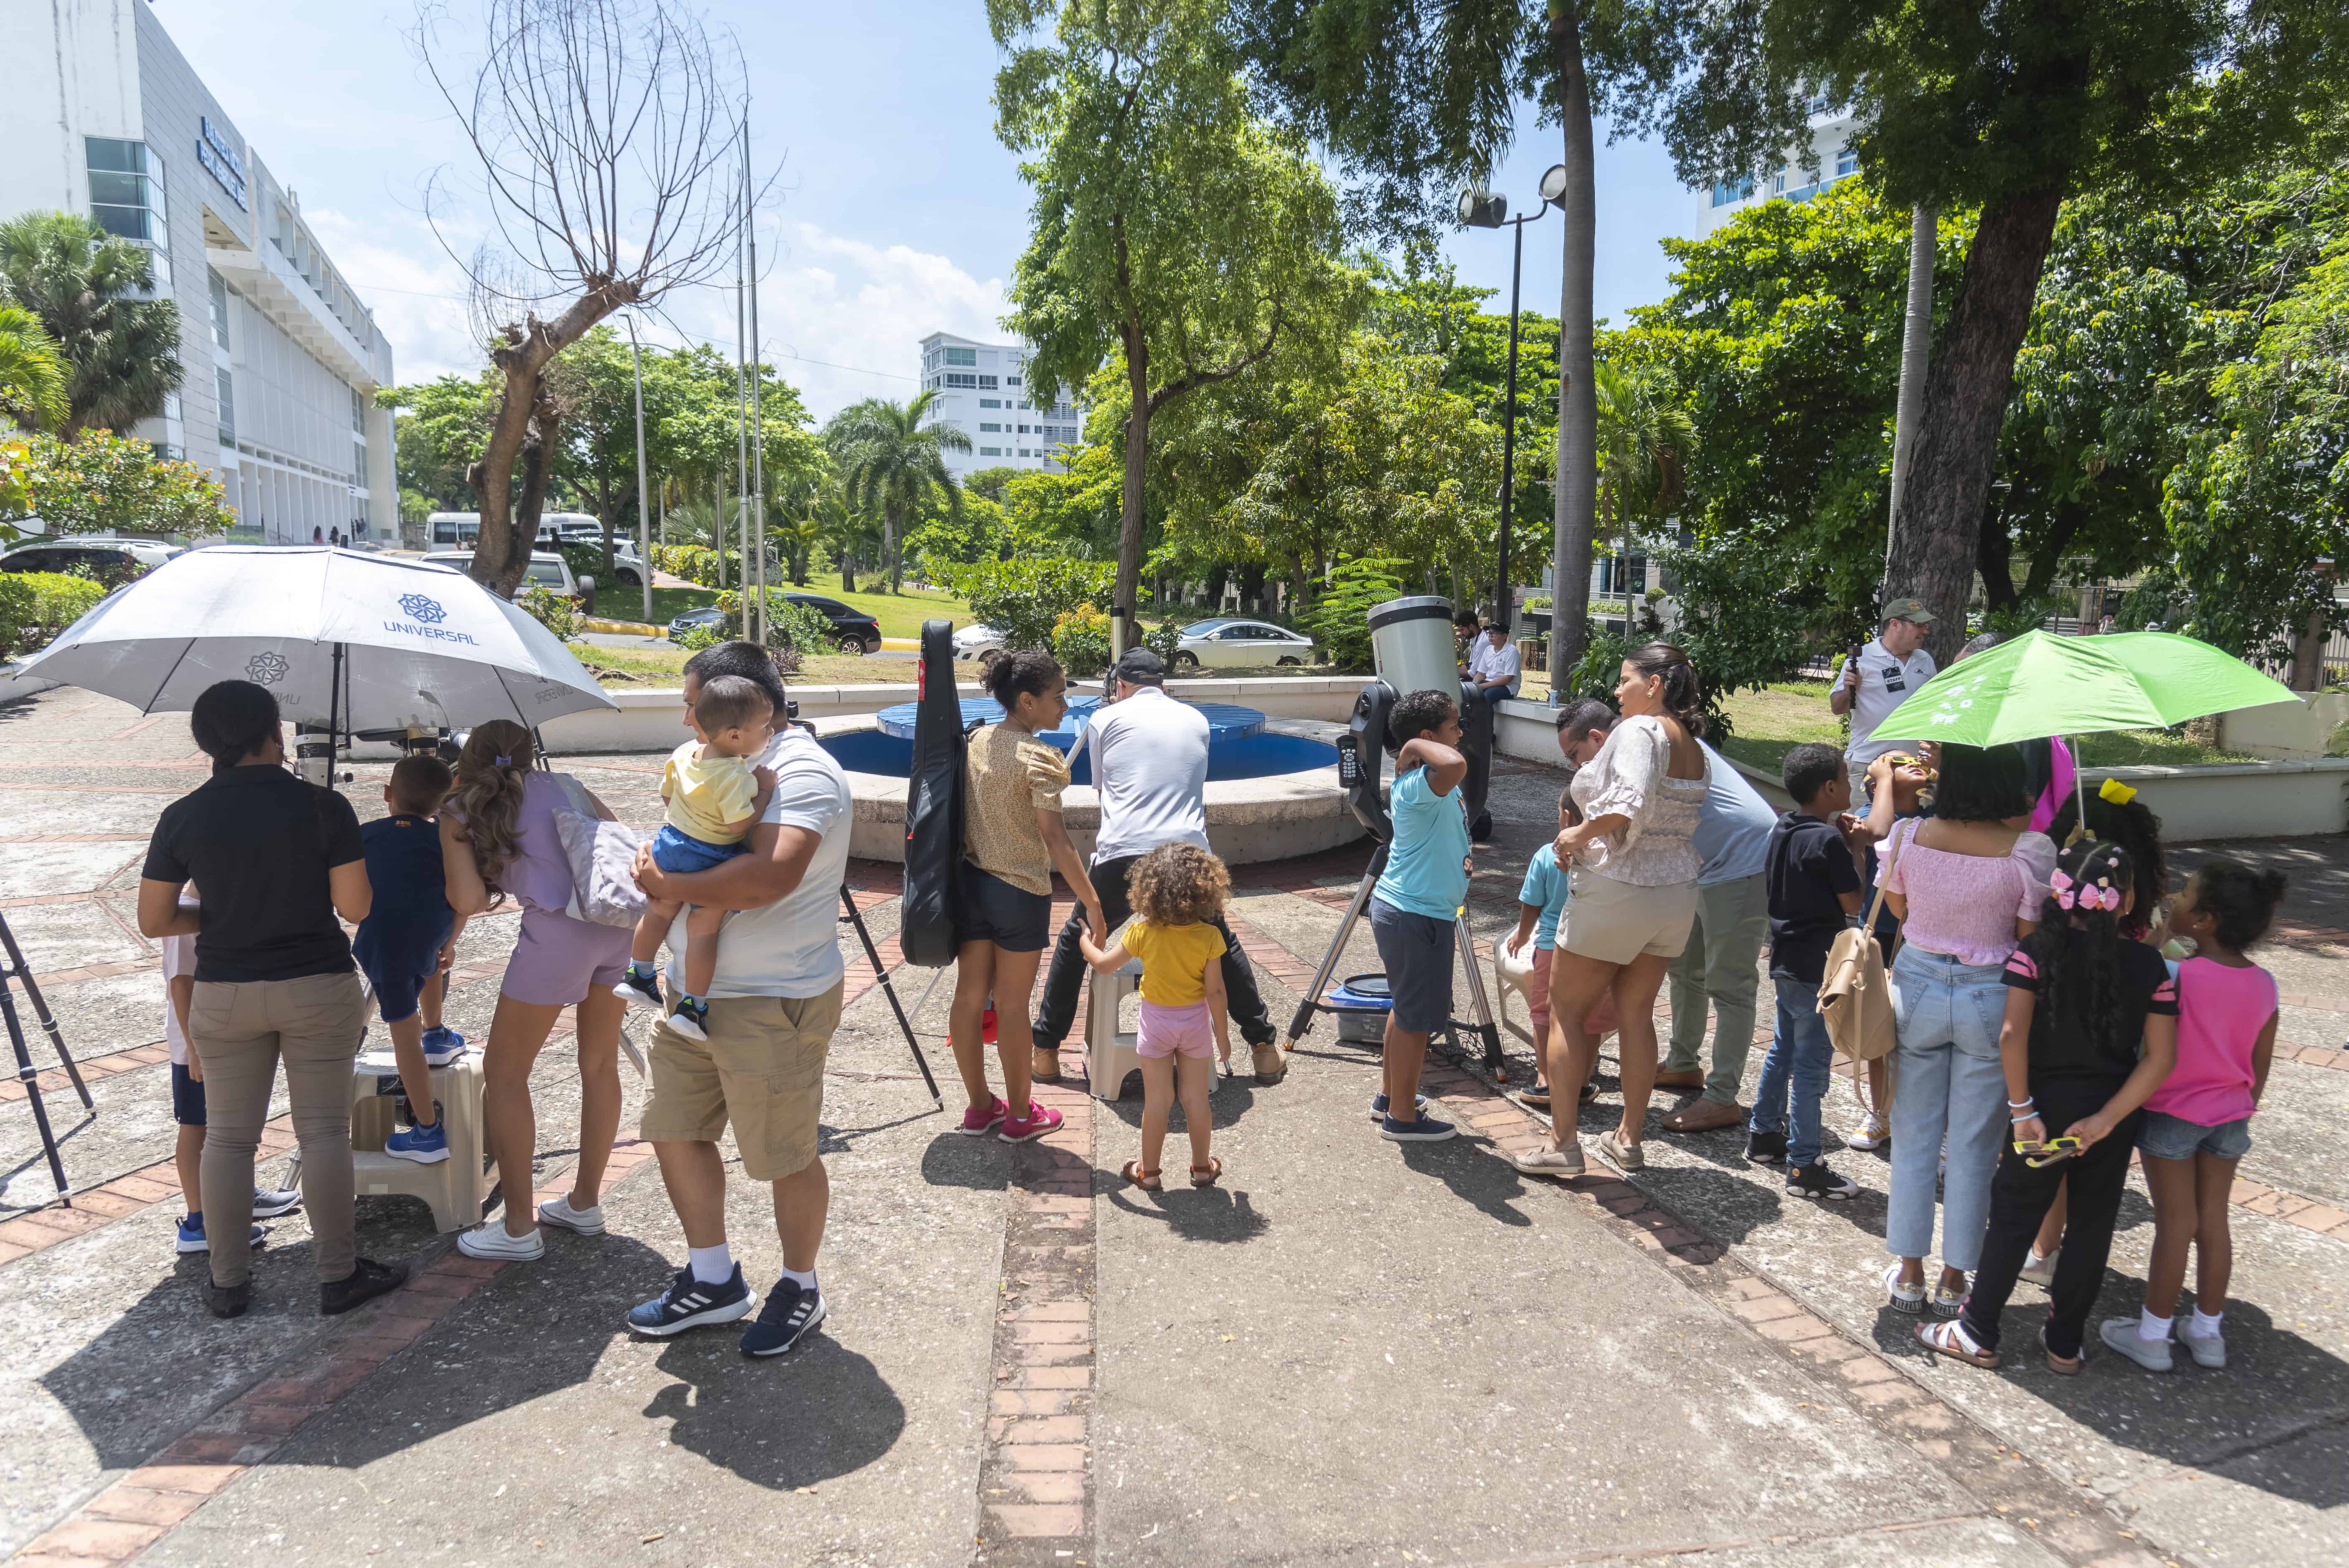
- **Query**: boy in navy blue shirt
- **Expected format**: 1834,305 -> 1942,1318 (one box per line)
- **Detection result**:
1748,743 -> 1865,1199
354,756 -> 467,1163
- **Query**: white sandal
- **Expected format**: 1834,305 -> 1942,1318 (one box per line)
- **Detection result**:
1916,1317 -> 2000,1368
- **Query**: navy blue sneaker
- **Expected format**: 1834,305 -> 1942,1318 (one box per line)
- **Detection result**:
420,1026 -> 467,1066
626,1265 -> 752,1336
615,968 -> 664,1013
175,1215 -> 266,1254
1380,1111 -> 1458,1143
1368,1091 -> 1430,1121
740,1276 -> 826,1358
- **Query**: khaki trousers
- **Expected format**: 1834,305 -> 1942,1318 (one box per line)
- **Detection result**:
1663,872 -> 1769,1106
188,970 -> 367,1288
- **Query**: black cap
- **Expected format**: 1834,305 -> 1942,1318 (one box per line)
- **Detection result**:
1112,648 -> 1168,685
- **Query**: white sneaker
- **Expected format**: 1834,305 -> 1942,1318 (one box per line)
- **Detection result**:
456,1224 -> 546,1261
2018,1249 -> 2057,1288
1883,1262 -> 1926,1314
251,1186 -> 304,1219
1845,1117 -> 1890,1151
2099,1317 -> 2174,1372
2181,1328 -> 2226,1369
537,1194 -> 607,1235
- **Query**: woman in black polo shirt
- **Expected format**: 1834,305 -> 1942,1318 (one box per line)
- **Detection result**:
137,680 -> 410,1320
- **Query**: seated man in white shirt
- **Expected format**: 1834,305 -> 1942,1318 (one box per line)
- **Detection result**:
1463,623 -> 1521,714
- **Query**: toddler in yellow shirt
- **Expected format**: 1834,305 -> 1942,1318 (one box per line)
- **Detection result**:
1077,842 -> 1234,1190
620,675 -> 776,1041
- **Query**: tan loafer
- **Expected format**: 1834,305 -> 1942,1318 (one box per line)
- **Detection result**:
1652,1067 -> 1705,1091
1250,1042 -> 1288,1086
1031,1046 -> 1061,1083
1663,1098 -> 1744,1133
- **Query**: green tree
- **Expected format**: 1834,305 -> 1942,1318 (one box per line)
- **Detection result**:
992,0 -> 1353,637
824,389 -> 969,592
1591,358 -> 1693,613
3,431 -> 237,537
1624,0 -> 2349,660
380,372 -> 500,514
0,306 -> 69,434
0,212 -> 182,438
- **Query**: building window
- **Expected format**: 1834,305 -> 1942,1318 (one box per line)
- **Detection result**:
1018,448 -> 1031,458
351,387 -> 365,432
87,138 -> 165,242
979,374 -> 997,389
979,422 -> 1002,433
208,269 -> 231,351
162,390 -> 183,422
941,346 -> 976,367
979,398 -> 1001,409
215,367 -> 236,447
150,442 -> 185,462
1836,144 -> 1859,179
1005,376 -> 1021,387
1806,90 -> 1830,114
980,446 -> 1003,457
944,372 -> 977,389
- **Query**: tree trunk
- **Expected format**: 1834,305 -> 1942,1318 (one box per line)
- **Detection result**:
1546,8 -> 1597,695
509,395 -> 560,599
1884,185 -> 2067,665
1976,496 -> 2016,613
1885,205 -> 1937,596
885,498 -> 903,595
2017,501 -> 2086,604
1116,303 -> 1152,650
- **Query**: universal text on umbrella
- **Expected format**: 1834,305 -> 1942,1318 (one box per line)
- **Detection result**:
382,619 -> 481,645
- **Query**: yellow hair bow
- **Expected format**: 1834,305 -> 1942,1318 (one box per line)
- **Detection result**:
2098,777 -> 2138,805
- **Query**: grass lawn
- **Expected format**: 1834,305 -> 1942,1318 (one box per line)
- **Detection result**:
601,575 -> 974,638
569,641 -> 983,688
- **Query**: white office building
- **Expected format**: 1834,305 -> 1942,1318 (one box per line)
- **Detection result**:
1681,99 -> 1862,240
916,331 -> 1079,481
1,0 -> 397,543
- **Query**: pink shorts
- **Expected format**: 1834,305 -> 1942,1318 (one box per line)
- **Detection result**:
1137,999 -> 1215,1060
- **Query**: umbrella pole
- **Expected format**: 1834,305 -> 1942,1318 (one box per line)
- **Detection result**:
330,642 -> 344,795
2069,733 -> 2086,847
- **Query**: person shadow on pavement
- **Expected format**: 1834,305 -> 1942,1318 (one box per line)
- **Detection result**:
644,1337 -> 906,1491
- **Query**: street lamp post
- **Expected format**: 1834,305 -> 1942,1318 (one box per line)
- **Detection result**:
1459,165 -> 1570,649
624,314 -> 652,625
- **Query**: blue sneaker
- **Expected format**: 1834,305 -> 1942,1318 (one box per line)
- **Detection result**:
1380,1111 -> 1458,1143
420,1026 -> 467,1066
175,1215 -> 266,1254
1369,1091 -> 1430,1121
385,1118 -> 450,1164
626,1265 -> 752,1336
740,1276 -> 826,1358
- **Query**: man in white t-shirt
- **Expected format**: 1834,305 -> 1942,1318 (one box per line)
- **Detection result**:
1832,598 -> 1937,804
626,642 -> 853,1359
1463,623 -> 1521,714
1028,649 -> 1285,1084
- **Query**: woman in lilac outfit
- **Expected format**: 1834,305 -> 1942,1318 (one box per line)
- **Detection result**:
440,720 -> 635,1261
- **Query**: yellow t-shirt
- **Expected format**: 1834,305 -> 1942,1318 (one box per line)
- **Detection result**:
1119,918 -> 1228,1007
663,740 -> 759,846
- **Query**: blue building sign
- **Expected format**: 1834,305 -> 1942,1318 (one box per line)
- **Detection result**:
196,115 -> 246,210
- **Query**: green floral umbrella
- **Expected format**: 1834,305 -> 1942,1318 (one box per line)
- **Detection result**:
1872,629 -> 2299,748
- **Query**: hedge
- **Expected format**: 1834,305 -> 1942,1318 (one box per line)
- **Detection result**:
0,571 -> 109,658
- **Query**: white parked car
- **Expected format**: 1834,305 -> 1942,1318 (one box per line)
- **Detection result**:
1175,617 -> 1316,669
953,622 -> 1007,665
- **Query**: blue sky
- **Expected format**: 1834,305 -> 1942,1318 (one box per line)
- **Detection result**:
158,0 -> 1698,419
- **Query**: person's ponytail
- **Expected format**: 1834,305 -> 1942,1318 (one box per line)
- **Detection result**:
1625,641 -> 1704,738
446,719 -> 534,907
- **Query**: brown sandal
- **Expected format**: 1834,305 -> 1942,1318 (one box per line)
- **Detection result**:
1121,1161 -> 1161,1191
2040,1327 -> 2084,1376
1189,1157 -> 1222,1188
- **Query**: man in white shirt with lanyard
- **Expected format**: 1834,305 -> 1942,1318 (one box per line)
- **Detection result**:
1832,599 -> 1937,806
1028,649 -> 1285,1085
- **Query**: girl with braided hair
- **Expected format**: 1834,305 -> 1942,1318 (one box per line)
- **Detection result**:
1916,837 -> 2178,1374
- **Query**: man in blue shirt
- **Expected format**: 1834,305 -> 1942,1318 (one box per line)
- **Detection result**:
1368,689 -> 1471,1143
1557,710 -> 1776,1133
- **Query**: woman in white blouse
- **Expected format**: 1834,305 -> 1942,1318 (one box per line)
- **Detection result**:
1516,643 -> 1711,1178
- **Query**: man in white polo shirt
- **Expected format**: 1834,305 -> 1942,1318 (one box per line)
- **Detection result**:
1832,598 -> 1937,805
1462,622 -> 1520,716
1029,648 -> 1285,1085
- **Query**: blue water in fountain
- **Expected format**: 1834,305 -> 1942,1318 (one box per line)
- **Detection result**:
819,693 -> 1337,784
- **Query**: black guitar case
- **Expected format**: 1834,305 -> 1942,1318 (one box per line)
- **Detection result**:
898,619 -> 966,967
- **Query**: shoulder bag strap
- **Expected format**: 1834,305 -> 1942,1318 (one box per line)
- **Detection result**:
1860,817 -> 1904,935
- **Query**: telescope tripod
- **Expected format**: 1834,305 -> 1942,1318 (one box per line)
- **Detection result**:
0,910 -> 93,1204
1281,842 -> 1504,1077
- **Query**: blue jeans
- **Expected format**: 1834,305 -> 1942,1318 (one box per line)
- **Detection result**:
1751,977 -> 1834,1167
1884,944 -> 2012,1270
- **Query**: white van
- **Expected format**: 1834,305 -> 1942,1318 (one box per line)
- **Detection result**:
427,511 -> 602,550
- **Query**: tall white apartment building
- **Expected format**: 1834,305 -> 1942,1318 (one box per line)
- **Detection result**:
916,331 -> 1078,481
1,0 -> 397,543
1681,99 -> 1862,240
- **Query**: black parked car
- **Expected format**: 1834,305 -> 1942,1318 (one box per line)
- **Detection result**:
667,594 -> 883,654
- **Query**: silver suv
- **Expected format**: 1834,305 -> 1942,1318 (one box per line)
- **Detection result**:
421,550 -> 583,599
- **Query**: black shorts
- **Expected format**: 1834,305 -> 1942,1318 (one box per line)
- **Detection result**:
1369,895 -> 1455,1033
964,866 -> 1053,953
355,912 -> 453,1023
171,1061 -> 206,1127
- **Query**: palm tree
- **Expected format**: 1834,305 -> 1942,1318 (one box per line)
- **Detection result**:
824,389 -> 970,593
0,212 -> 182,438
0,306 -> 70,433
810,483 -> 883,593
1592,360 -> 1695,624
770,513 -> 822,586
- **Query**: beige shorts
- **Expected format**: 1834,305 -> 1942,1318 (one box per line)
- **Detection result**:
1561,867 -> 1700,965
641,982 -> 842,1181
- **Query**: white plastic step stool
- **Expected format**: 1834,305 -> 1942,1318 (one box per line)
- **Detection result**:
348,1048 -> 489,1233
1083,955 -> 1146,1101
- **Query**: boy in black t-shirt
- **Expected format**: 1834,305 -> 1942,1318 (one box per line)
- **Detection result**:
1747,744 -> 1866,1198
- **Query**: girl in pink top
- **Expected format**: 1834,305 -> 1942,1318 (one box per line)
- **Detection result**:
2111,860 -> 2286,1373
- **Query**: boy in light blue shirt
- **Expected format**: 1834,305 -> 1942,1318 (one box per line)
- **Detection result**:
1368,689 -> 1471,1144
1506,787 -> 1579,1108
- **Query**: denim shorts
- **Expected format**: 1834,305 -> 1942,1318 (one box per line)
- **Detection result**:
963,866 -> 1052,953
652,823 -> 747,875
2139,1110 -> 2253,1161
1369,895 -> 1455,1033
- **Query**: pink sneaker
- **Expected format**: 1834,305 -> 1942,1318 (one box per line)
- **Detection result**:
958,1095 -> 1009,1136
999,1103 -> 1064,1143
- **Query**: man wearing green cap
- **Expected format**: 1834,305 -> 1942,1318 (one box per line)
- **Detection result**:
1832,599 -> 1938,806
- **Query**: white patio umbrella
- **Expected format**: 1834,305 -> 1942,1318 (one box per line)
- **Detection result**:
15,546 -> 616,736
